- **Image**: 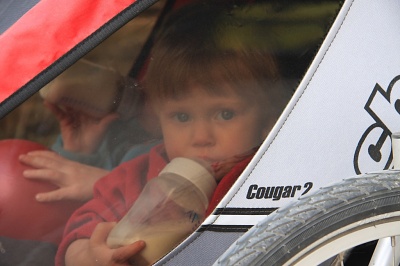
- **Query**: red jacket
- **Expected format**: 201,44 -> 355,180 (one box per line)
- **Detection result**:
56,144 -> 253,265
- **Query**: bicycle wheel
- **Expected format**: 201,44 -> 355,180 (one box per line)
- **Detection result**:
215,170 -> 400,266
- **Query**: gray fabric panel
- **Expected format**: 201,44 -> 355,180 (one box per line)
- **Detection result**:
155,231 -> 244,266
0,0 -> 40,34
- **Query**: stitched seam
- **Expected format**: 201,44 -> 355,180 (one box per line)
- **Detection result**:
212,0 -> 356,224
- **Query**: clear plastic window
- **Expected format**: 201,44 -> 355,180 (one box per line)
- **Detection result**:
0,0 -> 342,265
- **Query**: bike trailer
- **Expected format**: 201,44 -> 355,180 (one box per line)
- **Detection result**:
0,0 -> 400,265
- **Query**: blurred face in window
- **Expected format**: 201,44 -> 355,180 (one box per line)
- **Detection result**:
156,85 -> 267,163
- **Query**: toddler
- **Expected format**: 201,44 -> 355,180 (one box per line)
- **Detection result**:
56,2 -> 290,265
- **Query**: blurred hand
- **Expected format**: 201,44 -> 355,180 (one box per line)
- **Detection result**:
19,150 -> 110,202
45,101 -> 119,154
65,222 -> 146,266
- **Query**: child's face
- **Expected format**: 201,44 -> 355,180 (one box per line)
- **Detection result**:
156,85 -> 268,163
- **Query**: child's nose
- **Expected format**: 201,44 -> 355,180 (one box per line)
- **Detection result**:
191,121 -> 215,147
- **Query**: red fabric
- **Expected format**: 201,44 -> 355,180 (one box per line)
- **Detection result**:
55,143 -> 253,265
207,155 -> 253,215
0,0 -> 136,103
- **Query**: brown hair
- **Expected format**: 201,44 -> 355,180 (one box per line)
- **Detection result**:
144,2 -> 290,122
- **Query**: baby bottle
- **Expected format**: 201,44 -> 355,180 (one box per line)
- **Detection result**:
106,157 -> 217,265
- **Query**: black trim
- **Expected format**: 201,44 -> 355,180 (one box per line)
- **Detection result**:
213,207 -> 277,215
195,208 -> 278,232
198,224 -> 253,233
129,0 -> 176,78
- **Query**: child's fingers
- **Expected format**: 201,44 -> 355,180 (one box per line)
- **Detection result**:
19,152 -> 64,169
34,189 -> 67,202
22,168 -> 63,184
112,241 -> 146,263
25,149 -> 62,159
31,182 -> 92,202
90,222 -> 117,247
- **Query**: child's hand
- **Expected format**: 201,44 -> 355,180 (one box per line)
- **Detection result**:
66,222 -> 146,266
45,101 -> 119,154
19,150 -> 109,202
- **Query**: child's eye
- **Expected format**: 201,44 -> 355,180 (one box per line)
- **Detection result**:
217,110 -> 235,120
174,113 -> 190,122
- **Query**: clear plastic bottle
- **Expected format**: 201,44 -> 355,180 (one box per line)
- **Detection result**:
106,157 -> 217,265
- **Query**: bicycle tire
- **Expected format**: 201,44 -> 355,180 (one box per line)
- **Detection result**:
214,169 -> 400,266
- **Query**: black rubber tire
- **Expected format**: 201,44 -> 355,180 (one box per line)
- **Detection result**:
215,170 -> 400,266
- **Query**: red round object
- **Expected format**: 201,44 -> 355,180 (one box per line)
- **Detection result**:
0,139 -> 83,245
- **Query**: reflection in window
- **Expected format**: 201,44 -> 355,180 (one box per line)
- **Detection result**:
0,0 -> 166,146
0,1 -> 342,265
